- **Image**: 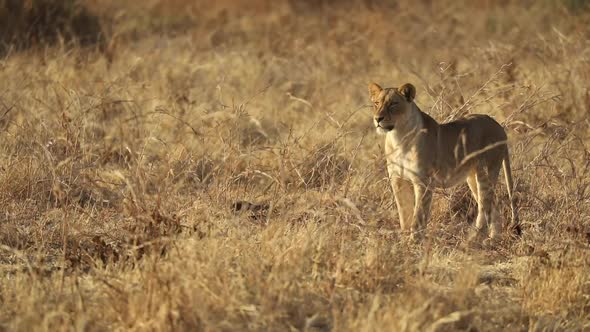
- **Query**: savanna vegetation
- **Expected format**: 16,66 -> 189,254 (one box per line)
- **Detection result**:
0,0 -> 589,330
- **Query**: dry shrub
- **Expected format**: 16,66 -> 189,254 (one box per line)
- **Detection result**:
520,248 -> 590,320
296,142 -> 351,189
63,234 -> 121,270
191,156 -> 217,186
446,185 -> 477,225
198,109 -> 276,148
0,0 -> 104,53
124,200 -> 181,255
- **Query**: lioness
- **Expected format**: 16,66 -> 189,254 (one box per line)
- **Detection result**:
368,82 -> 521,241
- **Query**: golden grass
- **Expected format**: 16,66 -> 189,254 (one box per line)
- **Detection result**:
0,0 -> 589,330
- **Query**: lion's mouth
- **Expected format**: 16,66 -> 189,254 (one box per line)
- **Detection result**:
378,124 -> 394,131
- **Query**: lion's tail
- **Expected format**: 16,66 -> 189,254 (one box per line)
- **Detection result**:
502,152 -> 521,236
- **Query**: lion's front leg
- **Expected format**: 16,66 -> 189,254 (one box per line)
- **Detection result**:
411,182 -> 433,240
391,177 -> 415,231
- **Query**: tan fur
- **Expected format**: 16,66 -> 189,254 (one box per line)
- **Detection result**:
368,82 -> 521,241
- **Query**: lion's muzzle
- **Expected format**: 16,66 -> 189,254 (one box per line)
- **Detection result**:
375,117 -> 394,132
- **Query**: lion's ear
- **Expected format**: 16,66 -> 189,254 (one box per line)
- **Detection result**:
368,83 -> 383,102
398,83 -> 416,102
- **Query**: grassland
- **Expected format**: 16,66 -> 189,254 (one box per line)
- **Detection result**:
0,0 -> 589,330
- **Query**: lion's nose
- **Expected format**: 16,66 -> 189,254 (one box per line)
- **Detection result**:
375,116 -> 384,123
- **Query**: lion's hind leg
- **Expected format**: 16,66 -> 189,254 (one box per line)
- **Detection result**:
466,171 -> 479,202
466,172 -> 484,241
474,162 -> 502,241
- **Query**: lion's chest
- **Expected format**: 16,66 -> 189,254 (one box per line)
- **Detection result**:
384,134 -> 424,181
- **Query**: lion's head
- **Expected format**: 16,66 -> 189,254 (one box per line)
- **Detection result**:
368,82 -> 416,135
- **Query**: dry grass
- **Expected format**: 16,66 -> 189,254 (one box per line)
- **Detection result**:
0,0 -> 589,330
